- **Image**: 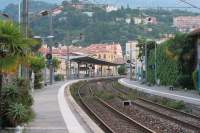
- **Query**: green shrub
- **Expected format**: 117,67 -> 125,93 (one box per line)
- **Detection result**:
54,74 -> 64,81
2,85 -> 18,103
147,41 -> 180,85
177,74 -> 193,89
7,103 -> 29,126
165,101 -> 185,110
34,72 -> 43,89
15,78 -> 33,106
1,78 -> 35,127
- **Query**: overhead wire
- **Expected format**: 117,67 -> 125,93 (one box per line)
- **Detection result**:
179,0 -> 200,10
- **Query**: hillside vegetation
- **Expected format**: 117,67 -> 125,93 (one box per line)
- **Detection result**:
2,1 -> 199,50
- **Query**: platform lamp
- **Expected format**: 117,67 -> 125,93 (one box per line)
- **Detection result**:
33,35 -> 54,85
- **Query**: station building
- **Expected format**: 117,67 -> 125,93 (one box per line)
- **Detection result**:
39,43 -> 124,79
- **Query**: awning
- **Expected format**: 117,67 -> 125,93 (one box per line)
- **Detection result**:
70,56 -> 122,66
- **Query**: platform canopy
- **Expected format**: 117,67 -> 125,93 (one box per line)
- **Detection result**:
70,56 -> 122,66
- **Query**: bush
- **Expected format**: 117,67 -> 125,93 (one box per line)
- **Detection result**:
54,74 -> 64,81
147,41 -> 180,85
2,85 -> 18,103
177,74 -> 193,89
7,103 -> 29,126
34,72 -> 43,89
2,78 -> 34,127
15,78 -> 33,106
165,100 -> 185,110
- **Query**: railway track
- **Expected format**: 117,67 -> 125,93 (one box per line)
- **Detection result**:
111,83 -> 200,132
78,82 -> 155,133
136,98 -> 200,131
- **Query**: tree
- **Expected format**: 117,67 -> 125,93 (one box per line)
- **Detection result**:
52,58 -> 61,72
30,55 -> 45,89
166,33 -> 196,88
136,37 -> 146,62
0,20 -> 37,126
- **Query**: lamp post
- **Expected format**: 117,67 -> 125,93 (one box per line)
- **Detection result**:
129,43 -> 133,80
37,9 -> 54,85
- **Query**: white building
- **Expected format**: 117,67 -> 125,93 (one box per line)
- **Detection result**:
105,5 -> 118,12
173,16 -> 200,32
125,18 -> 131,24
125,41 -> 143,80
133,17 -> 143,24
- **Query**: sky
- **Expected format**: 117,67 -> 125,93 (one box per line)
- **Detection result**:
1,0 -> 200,11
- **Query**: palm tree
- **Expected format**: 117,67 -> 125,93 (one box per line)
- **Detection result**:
0,20 -> 37,126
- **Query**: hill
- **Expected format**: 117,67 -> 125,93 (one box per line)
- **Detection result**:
2,1 -> 200,51
1,0 -> 200,11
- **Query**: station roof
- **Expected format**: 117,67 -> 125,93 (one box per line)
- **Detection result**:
70,56 -> 122,66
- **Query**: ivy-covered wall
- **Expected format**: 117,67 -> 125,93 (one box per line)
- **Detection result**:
147,41 -> 181,86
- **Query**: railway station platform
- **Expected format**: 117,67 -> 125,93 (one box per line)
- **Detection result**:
119,78 -> 200,106
24,79 -> 104,133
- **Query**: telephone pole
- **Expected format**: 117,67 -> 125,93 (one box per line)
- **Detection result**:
22,0 -> 29,79
129,43 -> 133,80
49,10 -> 54,84
22,0 -> 28,38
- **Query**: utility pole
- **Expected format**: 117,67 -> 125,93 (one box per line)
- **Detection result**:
22,0 -> 29,79
67,44 -> 70,79
64,35 -> 70,80
22,0 -> 28,38
129,43 -> 133,80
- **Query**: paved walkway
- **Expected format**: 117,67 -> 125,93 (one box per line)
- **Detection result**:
25,81 -> 69,133
119,78 -> 200,106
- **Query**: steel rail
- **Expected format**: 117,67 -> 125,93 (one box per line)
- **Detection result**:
78,83 -> 115,133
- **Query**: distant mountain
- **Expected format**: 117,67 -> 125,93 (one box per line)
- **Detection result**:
0,0 -> 62,10
1,0 -> 200,12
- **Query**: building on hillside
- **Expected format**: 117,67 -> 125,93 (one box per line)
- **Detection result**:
62,0 -> 86,10
105,5 -> 118,12
84,43 -> 124,76
125,18 -> 131,24
173,16 -> 200,32
52,6 -> 64,16
133,17 -> 143,24
144,17 -> 158,25
133,16 -> 158,25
